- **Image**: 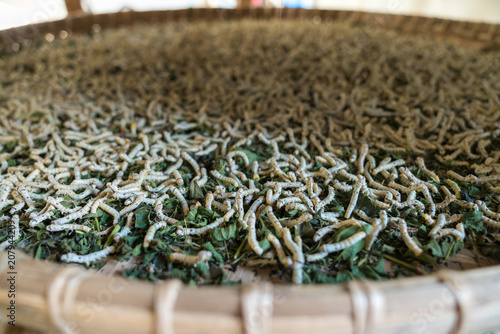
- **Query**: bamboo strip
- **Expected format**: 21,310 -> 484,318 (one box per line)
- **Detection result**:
1,250 -> 500,333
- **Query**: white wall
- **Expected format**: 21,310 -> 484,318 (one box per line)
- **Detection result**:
0,0 -> 498,31
315,0 -> 500,23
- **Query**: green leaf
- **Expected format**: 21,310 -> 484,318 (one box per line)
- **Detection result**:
104,225 -> 121,248
194,262 -> 210,279
204,242 -> 224,263
461,210 -> 483,232
340,238 -> 364,261
333,226 -> 360,243
189,180 -> 204,199
424,239 -> 443,257
135,207 -> 150,228
132,243 -> 142,256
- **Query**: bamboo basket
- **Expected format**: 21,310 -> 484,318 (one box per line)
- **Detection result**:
1,4 -> 500,334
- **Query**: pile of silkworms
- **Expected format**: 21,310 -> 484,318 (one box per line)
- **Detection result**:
0,19 -> 499,283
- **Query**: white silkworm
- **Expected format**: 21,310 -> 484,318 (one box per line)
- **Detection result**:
169,250 -> 212,265
205,192 -> 214,210
52,200 -> 94,225
482,216 -> 500,228
357,143 -> 368,174
154,199 -> 179,225
227,150 -> 250,166
61,246 -> 115,265
211,170 -> 239,187
318,210 -> 341,222
333,180 -> 352,192
429,214 -> 447,237
176,217 -> 225,236
46,224 -> 91,233
242,196 -> 264,228
267,234 -> 293,267
313,219 -> 364,242
114,212 -> 134,242
443,179 -> 461,198
372,159 -> 405,175
98,202 -> 121,225
281,212 -> 313,227
266,206 -> 284,237
247,213 -> 263,256
416,157 -> 439,182
170,186 -> 190,216
319,231 -> 367,254
277,197 -> 301,209
285,203 -> 309,212
397,218 -> 422,256
143,221 -> 167,248
315,186 -> 335,212
119,194 -> 145,216
172,170 -> 184,186
475,200 -> 500,220
195,143 -> 218,156
281,228 -> 304,264
345,176 -> 364,218
251,161 -> 259,180
264,181 -> 304,189
165,159 -> 183,175
434,223 -> 465,241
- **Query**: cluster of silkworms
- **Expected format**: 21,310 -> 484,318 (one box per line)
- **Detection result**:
0,19 -> 499,283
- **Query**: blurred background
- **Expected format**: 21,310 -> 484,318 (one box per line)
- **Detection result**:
1,0 -> 499,30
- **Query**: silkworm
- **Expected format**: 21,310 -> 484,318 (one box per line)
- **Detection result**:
171,170 -> 184,186
315,186 -> 335,212
205,192 -> 214,210
443,179 -> 461,199
416,157 -> 440,182
357,143 -> 369,174
429,214 -> 447,236
434,223 -> 465,241
266,206 -> 284,237
280,213 -> 313,227
277,197 -> 301,209
119,194 -> 145,216
345,176 -> 364,218
372,159 -> 405,175
242,196 -> 264,228
97,202 -> 121,225
227,150 -> 250,166
333,180 -> 352,192
61,246 -> 115,265
319,231 -> 367,254
267,234 -> 293,267
482,216 -> 500,228
165,158 -> 183,175
169,250 -> 212,265
114,212 -> 134,242
281,228 -> 304,264
176,217 -> 225,236
154,199 -> 179,225
476,200 -> 500,220
46,224 -> 91,233
143,221 -> 167,248
285,203 -> 309,212
170,186 -> 190,216
252,161 -> 259,180
397,218 -> 423,256
211,170 -> 239,188
247,213 -> 263,256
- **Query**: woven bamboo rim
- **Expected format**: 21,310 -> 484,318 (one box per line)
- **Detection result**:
0,7 -> 500,334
